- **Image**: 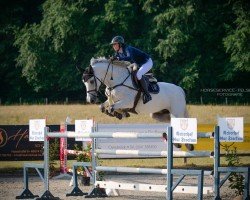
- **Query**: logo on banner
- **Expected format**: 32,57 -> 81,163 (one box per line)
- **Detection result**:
81,121 -> 87,130
0,128 -> 8,148
180,119 -> 188,130
226,119 -> 235,130
34,121 -> 41,130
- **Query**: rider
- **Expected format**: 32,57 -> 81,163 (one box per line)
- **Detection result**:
110,36 -> 152,104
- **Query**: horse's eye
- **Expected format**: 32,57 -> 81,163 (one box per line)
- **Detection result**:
90,80 -> 95,84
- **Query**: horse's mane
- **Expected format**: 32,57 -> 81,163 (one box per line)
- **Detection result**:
90,57 -> 131,68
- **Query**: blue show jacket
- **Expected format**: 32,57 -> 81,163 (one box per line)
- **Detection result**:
115,45 -> 150,67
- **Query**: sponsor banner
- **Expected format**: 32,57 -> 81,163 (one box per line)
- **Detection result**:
75,120 -> 93,142
218,117 -> 244,142
0,125 -> 78,161
171,118 -> 197,144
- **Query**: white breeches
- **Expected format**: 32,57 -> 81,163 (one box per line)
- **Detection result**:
136,58 -> 153,80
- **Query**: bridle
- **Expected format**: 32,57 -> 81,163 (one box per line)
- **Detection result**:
83,60 -> 138,100
82,65 -> 101,100
103,61 -> 138,92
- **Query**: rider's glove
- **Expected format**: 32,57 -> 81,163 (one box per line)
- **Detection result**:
110,56 -> 119,61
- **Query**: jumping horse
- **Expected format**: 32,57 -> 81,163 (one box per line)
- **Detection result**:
81,57 -> 194,151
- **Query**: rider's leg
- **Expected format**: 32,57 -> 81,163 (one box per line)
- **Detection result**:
136,58 -> 153,80
139,77 -> 152,104
137,58 -> 153,104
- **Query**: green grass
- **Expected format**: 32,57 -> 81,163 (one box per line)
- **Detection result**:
0,104 -> 249,124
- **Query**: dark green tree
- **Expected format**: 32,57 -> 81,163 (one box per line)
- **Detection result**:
15,0 -> 149,96
143,0 -> 249,100
0,0 -> 44,103
223,0 -> 250,78
2,0 -> 249,103
15,0 -> 95,96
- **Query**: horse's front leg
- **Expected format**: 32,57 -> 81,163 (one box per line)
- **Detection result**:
109,100 -> 133,112
108,100 -> 133,119
99,100 -> 109,113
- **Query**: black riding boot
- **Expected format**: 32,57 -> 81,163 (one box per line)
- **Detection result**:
139,77 -> 152,104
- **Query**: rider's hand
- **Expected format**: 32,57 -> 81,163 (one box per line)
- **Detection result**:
110,56 -> 118,61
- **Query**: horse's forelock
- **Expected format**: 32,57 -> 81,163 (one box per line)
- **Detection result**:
90,57 -> 108,66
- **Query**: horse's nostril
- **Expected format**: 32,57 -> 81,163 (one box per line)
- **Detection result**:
90,99 -> 95,103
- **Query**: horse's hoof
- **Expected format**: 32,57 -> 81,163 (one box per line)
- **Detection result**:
174,143 -> 182,148
108,112 -> 114,117
114,112 -> 123,120
124,112 -> 130,118
108,105 -> 114,113
162,132 -> 167,141
185,144 -> 194,151
117,115 -> 122,120
105,109 -> 114,117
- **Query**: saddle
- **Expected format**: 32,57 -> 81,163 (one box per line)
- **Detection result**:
131,71 -> 160,94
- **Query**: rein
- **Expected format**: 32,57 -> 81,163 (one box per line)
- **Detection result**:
84,60 -> 142,113
91,61 -> 138,93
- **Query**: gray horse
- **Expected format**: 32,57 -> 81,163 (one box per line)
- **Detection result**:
82,57 -> 194,151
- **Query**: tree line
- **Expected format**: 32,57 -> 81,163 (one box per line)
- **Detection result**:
0,0 -> 249,104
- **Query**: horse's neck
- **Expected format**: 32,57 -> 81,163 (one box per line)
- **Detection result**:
95,63 -> 130,88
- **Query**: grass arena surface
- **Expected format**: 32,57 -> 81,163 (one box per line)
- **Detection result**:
0,104 -> 249,124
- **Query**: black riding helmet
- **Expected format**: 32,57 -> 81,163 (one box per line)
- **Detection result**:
110,36 -> 124,45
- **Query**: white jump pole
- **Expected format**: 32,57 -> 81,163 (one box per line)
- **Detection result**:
96,166 -> 168,174
47,131 -> 164,138
95,149 -> 213,157
47,131 -> 212,139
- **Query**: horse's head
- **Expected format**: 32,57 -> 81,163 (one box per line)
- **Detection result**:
83,57 -> 133,103
82,65 -> 101,103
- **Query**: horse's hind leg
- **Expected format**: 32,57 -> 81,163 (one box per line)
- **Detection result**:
185,144 -> 194,151
150,109 -> 171,123
150,110 -> 181,149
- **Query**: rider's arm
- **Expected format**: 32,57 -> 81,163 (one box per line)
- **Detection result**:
117,46 -> 133,62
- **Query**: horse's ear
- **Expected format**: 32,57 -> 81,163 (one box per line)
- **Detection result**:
89,65 -> 93,73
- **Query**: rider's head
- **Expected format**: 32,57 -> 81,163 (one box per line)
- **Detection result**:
110,36 -> 124,52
